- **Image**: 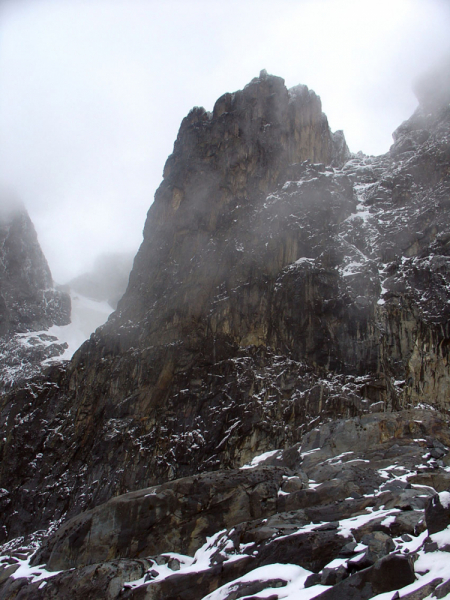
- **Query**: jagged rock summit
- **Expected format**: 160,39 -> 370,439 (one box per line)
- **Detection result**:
120,70 -> 349,338
1,66 -> 450,599
0,198 -> 69,336
0,197 -> 71,391
1,71 -> 355,536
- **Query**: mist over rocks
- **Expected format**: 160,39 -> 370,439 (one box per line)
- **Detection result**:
1,66 -> 450,598
412,54 -> 450,114
0,200 -> 70,336
0,199 -> 71,391
66,251 -> 134,309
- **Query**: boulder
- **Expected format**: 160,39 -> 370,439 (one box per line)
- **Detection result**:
313,554 -> 415,599
425,492 -> 450,535
121,557 -> 255,600
254,526 -> 351,573
33,467 -> 289,570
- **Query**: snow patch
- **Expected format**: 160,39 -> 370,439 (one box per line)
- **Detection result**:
241,450 -> 280,469
45,292 -> 114,361
439,491 -> 450,509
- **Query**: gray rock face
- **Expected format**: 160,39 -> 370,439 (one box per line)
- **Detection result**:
0,202 -> 70,335
25,410 -> 450,573
0,200 -> 71,391
1,408 -> 448,600
425,492 -> 450,535
33,466 -> 290,570
0,65 -> 450,600
313,554 -> 416,600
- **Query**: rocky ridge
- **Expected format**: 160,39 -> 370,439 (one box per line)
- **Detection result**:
1,65 -> 450,599
0,201 -> 70,392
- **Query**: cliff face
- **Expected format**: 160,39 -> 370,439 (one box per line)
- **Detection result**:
0,202 -> 70,335
0,68 -> 449,551
120,71 -> 349,333
0,201 -> 71,390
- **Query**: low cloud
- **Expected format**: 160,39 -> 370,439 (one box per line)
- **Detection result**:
1,0 -> 449,282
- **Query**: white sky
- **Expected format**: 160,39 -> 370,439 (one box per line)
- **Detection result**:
0,0 -> 449,282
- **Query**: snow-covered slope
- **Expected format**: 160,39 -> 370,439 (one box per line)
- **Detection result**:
45,291 -> 114,360
0,291 -> 113,391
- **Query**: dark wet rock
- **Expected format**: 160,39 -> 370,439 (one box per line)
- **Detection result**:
0,201 -> 71,392
254,527 -> 351,573
351,510 -> 426,542
280,476 -> 304,493
381,479 -> 411,492
379,487 -> 436,511
299,411 -> 450,474
304,498 -> 376,525
359,531 -> 395,565
339,541 -> 358,557
425,493 -> 450,534
33,467 -> 289,570
228,508 -> 310,547
314,553 -> 415,599
320,564 -> 348,585
424,541 -> 439,553
0,559 -> 151,600
0,576 -> 29,600
304,572 -> 322,587
409,472 -> 450,493
209,577 -> 286,600
400,578 -> 443,599
0,564 -> 19,585
277,478 -> 363,513
392,512 -> 427,538
434,578 -> 450,599
430,447 -> 446,459
122,557 -> 255,600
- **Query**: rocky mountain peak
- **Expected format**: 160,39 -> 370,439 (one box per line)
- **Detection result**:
1,71 -> 450,600
120,72 -> 349,336
0,200 -> 69,336
0,198 -> 71,390
161,69 -> 348,199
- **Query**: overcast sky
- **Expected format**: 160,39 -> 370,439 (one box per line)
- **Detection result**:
1,0 -> 449,283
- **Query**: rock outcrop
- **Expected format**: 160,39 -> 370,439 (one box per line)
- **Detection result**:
0,198 -> 70,391
1,64 -> 450,599
1,409 -> 450,599
29,409 -> 449,572
0,199 -> 70,336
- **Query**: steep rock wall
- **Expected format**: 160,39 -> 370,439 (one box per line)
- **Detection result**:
0,201 -> 71,392
0,202 -> 70,336
0,68 -> 449,546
